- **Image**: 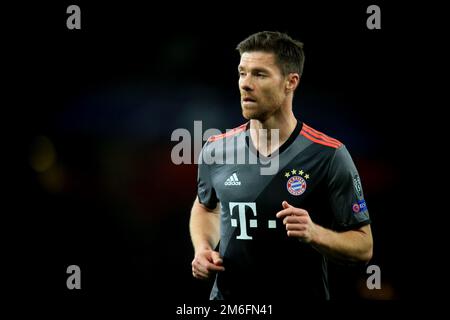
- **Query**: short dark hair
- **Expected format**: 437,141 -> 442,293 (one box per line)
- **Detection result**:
236,31 -> 305,77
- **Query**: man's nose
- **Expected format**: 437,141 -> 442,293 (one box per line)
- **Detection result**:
239,76 -> 253,91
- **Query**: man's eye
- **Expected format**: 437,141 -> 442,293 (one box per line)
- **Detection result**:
238,72 -> 246,77
256,73 -> 266,78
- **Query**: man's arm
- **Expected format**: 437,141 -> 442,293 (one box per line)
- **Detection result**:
311,223 -> 372,263
190,197 -> 225,279
190,196 -> 221,252
276,201 -> 373,263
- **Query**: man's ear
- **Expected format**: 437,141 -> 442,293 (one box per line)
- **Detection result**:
286,73 -> 300,92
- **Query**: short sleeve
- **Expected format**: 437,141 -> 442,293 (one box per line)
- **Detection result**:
197,143 -> 218,209
327,145 -> 371,231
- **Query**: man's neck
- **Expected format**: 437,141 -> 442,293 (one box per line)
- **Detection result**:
249,111 -> 298,156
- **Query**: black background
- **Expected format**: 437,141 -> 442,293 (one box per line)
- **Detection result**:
6,0 -> 446,314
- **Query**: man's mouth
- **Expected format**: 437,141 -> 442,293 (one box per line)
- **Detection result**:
242,97 -> 256,102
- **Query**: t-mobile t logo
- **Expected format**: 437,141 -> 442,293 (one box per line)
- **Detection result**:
229,202 -> 257,240
229,202 -> 277,240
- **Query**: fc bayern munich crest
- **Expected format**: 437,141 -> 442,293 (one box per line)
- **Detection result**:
286,175 -> 307,196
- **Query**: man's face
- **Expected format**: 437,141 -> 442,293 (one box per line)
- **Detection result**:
238,51 -> 287,121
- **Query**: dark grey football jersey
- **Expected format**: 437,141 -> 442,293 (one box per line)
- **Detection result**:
197,121 -> 371,300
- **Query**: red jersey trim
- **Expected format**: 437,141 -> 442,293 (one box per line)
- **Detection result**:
300,123 -> 342,149
207,123 -> 248,142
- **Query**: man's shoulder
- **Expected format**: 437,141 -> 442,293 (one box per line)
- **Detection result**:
199,122 -> 248,167
206,122 -> 248,143
299,123 -> 343,150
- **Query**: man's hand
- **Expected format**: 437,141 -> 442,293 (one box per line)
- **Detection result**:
191,248 -> 225,280
276,201 -> 318,243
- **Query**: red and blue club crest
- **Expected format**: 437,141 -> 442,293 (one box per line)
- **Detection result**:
286,175 -> 307,196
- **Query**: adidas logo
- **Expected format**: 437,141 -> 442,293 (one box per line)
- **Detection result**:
224,173 -> 241,186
